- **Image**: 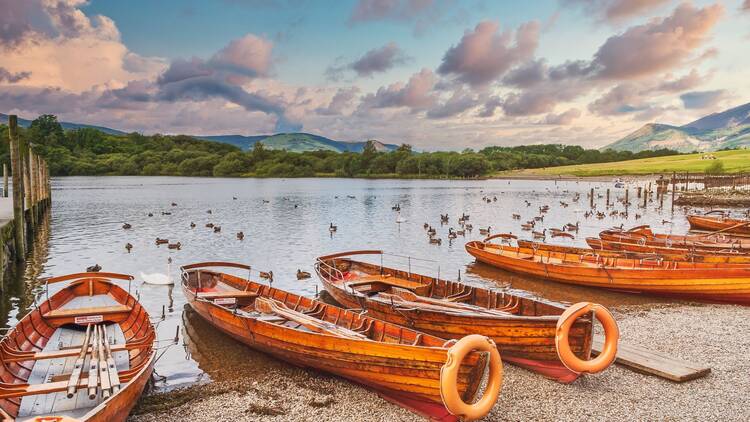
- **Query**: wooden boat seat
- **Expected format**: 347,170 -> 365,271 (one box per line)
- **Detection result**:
16,325 -> 129,418
196,291 -> 259,300
345,277 -> 419,293
43,305 -> 131,319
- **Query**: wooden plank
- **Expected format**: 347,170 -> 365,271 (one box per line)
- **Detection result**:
592,335 -> 711,382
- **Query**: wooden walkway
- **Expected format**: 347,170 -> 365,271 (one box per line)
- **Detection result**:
592,335 -> 711,382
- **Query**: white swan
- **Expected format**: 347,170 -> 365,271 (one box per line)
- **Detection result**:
396,212 -> 407,224
141,258 -> 174,285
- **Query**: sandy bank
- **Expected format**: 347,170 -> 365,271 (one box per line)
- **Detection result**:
129,303 -> 749,421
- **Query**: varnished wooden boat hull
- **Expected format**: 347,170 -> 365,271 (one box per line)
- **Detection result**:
181,265 -> 489,421
586,237 -> 750,260
315,252 -> 593,384
0,274 -> 156,422
523,239 -> 750,263
687,215 -> 750,236
466,242 -> 750,305
599,229 -> 750,253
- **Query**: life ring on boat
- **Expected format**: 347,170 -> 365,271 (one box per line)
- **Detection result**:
440,334 -> 503,421
555,302 -> 619,374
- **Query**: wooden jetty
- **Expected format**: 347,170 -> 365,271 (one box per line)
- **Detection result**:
1,115 -> 52,283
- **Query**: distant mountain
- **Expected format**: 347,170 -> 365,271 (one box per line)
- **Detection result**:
0,113 -> 127,135
198,132 -> 398,153
603,102 -> 750,153
0,113 -> 398,153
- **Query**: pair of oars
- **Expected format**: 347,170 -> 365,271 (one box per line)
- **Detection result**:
66,324 -> 121,400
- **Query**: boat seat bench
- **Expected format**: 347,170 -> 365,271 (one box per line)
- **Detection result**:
43,305 -> 132,319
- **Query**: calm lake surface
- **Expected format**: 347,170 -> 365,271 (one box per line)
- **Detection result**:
1,176 -> 699,389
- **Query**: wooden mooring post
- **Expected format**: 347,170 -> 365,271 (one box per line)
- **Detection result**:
624,188 -> 629,207
589,188 -> 594,208
671,172 -> 676,212
4,114 -> 52,265
2,163 -> 6,197
606,189 -> 610,207
9,115 -> 25,261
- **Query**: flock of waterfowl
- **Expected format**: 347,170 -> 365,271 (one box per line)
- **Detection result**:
5,183 -> 750,422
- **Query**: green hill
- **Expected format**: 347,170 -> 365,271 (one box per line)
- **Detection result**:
604,102 -> 750,153
198,132 -> 398,153
502,149 -> 750,177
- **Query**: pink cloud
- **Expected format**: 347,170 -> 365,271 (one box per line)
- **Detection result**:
209,34 -> 273,78
438,20 -> 539,87
564,0 -> 671,24
591,3 -> 723,79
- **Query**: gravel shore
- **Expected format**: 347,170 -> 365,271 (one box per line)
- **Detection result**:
130,303 -> 749,421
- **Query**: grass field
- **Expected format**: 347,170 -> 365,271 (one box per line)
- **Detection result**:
499,149 -> 750,177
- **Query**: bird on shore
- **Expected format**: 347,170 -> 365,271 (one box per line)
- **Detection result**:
297,269 -> 311,280
125,243 -> 133,252
236,231 -> 244,240
86,264 -> 101,272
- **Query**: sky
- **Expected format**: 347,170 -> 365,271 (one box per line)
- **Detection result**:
1,0 -> 749,150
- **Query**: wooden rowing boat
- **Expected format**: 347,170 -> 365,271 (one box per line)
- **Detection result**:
586,237 -> 750,260
518,239 -> 750,263
0,272 -> 156,422
599,225 -> 750,253
687,213 -> 750,236
466,237 -> 750,305
180,262 -> 502,421
314,250 -> 618,384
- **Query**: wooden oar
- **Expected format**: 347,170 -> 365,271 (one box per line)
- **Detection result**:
86,325 -> 100,400
102,325 -> 121,393
379,290 -> 511,317
254,297 -> 368,340
66,324 -> 93,398
97,325 -> 112,399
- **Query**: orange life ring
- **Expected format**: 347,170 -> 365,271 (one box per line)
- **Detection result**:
439,334 -> 503,421
555,302 -> 619,374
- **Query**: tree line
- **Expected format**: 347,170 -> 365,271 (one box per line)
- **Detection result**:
0,115 -> 681,178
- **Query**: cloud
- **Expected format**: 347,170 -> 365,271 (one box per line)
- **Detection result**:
564,0 -> 671,24
315,87 -> 360,115
349,0 -> 435,23
502,59 -> 547,88
437,20 -> 539,87
0,0 -> 37,46
743,0 -> 750,12
326,42 -> 410,80
588,83 -> 645,115
426,88 -> 478,119
0,67 -> 31,83
654,69 -> 706,93
208,34 -> 273,78
544,108 -> 581,125
478,96 -> 502,118
359,68 -> 437,111
680,90 -> 726,109
590,3 -> 723,80
350,42 -> 409,77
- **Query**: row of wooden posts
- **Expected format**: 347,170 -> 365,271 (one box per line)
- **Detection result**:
588,181 -> 678,212
6,115 -> 52,262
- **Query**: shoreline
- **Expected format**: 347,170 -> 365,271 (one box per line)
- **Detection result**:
129,302 -> 749,422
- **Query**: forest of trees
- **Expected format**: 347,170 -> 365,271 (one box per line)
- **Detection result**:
0,115 -> 681,178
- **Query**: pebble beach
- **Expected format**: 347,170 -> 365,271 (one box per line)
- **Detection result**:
129,303 -> 750,421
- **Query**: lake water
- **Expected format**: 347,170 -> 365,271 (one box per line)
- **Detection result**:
0,176 -> 698,389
